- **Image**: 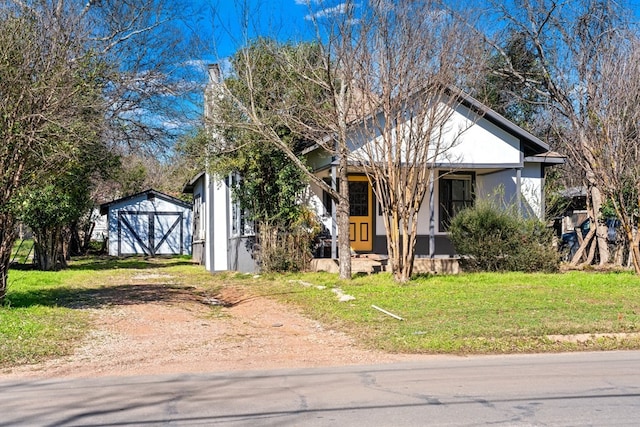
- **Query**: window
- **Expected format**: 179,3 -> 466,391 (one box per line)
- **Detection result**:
193,194 -> 205,241
349,181 -> 369,216
439,173 -> 474,231
322,177 -> 336,216
229,174 -> 254,237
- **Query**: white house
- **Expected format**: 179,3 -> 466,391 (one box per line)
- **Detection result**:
100,189 -> 192,257
305,92 -> 564,258
186,64 -> 563,273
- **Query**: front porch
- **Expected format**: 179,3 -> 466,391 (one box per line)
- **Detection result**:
310,254 -> 460,275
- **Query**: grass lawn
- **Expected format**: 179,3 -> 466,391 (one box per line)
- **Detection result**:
2,258 -> 640,369
238,270 -> 640,354
0,256 -> 218,368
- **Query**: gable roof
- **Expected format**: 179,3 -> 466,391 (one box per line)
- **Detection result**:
302,87 -> 558,160
455,90 -> 550,157
99,189 -> 192,215
182,172 -> 205,194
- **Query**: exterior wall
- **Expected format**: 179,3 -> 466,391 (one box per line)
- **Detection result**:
106,194 -> 192,256
521,163 -> 544,218
348,100 -> 521,167
209,174 -> 230,271
191,176 -> 206,265
475,164 -> 545,219
373,180 -> 434,237
440,104 -> 521,165
308,181 -> 333,233
476,169 -> 518,208
228,236 -> 257,272
91,209 -> 108,242
204,174 -> 257,273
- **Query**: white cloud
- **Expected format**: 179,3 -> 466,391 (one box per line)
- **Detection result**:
304,2 -> 349,21
182,59 -> 209,72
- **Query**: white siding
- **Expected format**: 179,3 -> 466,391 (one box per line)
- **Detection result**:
476,169 -> 519,209
210,175 -> 229,271
522,163 -> 544,219
475,164 -> 545,219
348,101 -> 522,167
443,105 -> 521,165
374,181 -> 435,236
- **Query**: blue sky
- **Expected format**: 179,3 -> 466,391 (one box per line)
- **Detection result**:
189,1 -> 323,61
191,0 -> 640,66
174,0 -> 640,127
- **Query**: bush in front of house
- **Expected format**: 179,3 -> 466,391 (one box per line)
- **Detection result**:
449,203 -> 559,272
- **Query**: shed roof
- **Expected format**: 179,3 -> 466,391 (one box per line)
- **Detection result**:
99,189 -> 192,215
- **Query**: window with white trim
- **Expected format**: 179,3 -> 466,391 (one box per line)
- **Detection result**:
439,173 -> 474,232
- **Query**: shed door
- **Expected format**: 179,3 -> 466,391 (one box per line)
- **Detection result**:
117,211 -> 184,256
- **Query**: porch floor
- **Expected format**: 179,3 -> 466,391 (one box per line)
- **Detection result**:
310,254 -> 459,275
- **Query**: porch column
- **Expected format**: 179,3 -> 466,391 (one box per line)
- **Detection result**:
331,163 -> 338,259
429,169 -> 435,259
516,167 -> 522,217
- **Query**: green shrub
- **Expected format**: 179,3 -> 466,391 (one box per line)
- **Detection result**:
449,203 -> 559,272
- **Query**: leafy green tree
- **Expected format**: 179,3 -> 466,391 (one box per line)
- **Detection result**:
210,30 -> 356,279
17,181 -> 92,270
0,11 -> 104,299
207,39 -> 315,271
479,31 -> 546,131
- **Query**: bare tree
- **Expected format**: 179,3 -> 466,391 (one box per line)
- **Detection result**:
332,0 -> 486,281
481,0 -> 637,269
581,35 -> 640,272
0,0 -> 199,303
211,0 -> 486,281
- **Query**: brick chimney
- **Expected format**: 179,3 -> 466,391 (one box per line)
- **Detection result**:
208,63 -> 221,84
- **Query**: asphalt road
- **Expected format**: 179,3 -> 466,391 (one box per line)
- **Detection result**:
2,351 -> 640,426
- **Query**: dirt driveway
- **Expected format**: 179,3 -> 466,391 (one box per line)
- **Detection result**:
1,274 -> 422,380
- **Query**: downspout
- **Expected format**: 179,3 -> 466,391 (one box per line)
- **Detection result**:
540,164 -> 546,219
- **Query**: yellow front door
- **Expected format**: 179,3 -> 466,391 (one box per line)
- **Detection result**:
349,176 -> 373,252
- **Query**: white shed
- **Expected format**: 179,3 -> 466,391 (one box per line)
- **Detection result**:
100,189 -> 192,256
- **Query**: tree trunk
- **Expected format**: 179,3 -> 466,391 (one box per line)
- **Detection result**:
384,211 -> 400,278
0,240 -> 12,305
624,226 -> 640,274
33,227 -> 63,271
570,186 -> 609,267
0,215 -> 17,305
590,186 -> 610,265
337,156 -> 351,280
570,227 -> 596,265
581,234 -> 597,267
